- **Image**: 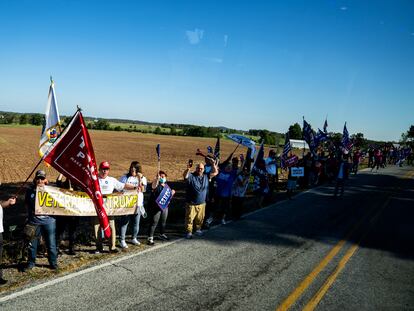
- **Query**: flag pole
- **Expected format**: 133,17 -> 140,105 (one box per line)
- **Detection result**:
231,143 -> 241,156
302,116 -> 305,159
156,144 -> 161,173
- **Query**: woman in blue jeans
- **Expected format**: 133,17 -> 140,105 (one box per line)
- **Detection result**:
24,170 -> 58,270
118,162 -> 147,248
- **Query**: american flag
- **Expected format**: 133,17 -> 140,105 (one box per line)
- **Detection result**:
282,132 -> 291,160
303,119 -> 316,153
341,122 -> 350,147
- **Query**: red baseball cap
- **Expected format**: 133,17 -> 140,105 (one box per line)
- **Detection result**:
99,161 -> 110,169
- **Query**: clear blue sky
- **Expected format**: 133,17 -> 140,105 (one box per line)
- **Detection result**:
0,0 -> 413,141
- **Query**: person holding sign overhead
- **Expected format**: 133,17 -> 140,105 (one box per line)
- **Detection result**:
146,170 -> 175,246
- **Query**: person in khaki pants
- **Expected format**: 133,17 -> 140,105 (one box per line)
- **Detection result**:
183,159 -> 218,239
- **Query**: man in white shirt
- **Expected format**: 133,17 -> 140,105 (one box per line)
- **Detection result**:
0,196 -> 16,285
94,161 -> 135,253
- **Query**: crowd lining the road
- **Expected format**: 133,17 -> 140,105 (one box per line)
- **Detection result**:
0,144 -> 412,285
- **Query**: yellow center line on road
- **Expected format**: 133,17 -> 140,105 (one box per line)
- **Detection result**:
275,170 -> 414,311
275,205 -> 378,311
303,197 -> 390,311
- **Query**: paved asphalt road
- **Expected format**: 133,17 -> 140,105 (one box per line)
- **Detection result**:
1,165 -> 413,311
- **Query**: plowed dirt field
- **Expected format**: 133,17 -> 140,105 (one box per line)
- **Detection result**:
0,126 -> 245,184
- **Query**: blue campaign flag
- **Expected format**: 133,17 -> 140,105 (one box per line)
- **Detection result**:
323,118 -> 328,133
156,144 -> 160,161
315,128 -> 328,145
207,146 -> 213,154
303,119 -> 316,153
155,184 -> 173,210
341,123 -> 350,147
341,122 -> 353,152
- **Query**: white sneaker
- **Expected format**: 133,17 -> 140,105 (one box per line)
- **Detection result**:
185,233 -> 193,239
221,219 -> 226,225
195,230 -> 203,236
131,238 -> 140,246
120,240 -> 128,249
206,216 -> 214,225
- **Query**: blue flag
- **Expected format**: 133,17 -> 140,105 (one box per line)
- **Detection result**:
315,128 -> 328,146
303,119 -> 316,154
155,184 -> 173,210
341,123 -> 350,147
207,146 -> 213,154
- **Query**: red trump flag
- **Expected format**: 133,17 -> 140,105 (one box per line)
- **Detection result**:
42,110 -> 111,238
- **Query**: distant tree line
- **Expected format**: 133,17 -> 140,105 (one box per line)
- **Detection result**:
2,111 -> 401,148
0,112 -> 43,126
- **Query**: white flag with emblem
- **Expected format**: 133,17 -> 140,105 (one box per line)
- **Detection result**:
39,79 -> 61,157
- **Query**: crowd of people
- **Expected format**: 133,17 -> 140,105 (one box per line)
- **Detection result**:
0,143 -> 412,284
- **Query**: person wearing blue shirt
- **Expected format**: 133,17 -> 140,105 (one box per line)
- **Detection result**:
215,164 -> 237,224
183,159 -> 218,239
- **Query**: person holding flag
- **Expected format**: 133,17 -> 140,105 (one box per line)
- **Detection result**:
146,170 -> 175,245
251,143 -> 269,207
231,165 -> 250,220
41,109 -> 131,251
